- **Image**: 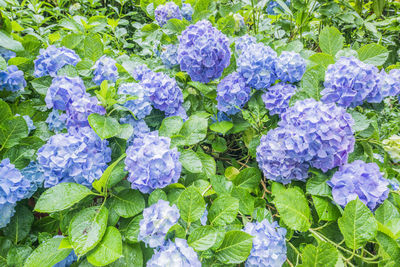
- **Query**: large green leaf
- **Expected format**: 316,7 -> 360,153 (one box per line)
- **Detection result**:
357,43 -> 389,66
0,116 -> 28,149
209,195 -> 239,226
0,100 -> 12,123
299,242 -> 339,267
87,227 -> 123,266
159,116 -> 183,137
231,187 -> 255,215
232,167 -> 261,193
110,189 -> 145,218
308,53 -> 335,69
23,237 -> 72,267
188,226 -> 219,251
0,31 -> 24,52
312,196 -> 340,222
375,200 -> 400,225
197,150 -> 216,177
120,215 -> 143,244
376,232 -> 400,262
93,153 -> 126,193
180,150 -> 203,173
319,26 -> 344,56
3,204 -> 34,243
109,243 -> 142,267
177,186 -> 206,223
173,115 -> 208,146
215,231 -> 253,264
88,114 -> 122,140
84,35 -> 104,62
210,121 -> 233,135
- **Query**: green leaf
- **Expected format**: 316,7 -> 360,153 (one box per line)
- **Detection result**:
273,187 -> 311,232
309,53 -> 335,69
3,204 -> 34,243
312,196 -> 340,222
298,65 -> 325,101
319,26 -> 344,56
193,0 -> 214,21
300,242 -> 339,267
0,31 -> 24,52
69,206 -> 109,256
209,195 -> 239,226
0,237 -> 12,266
148,189 -> 168,206
0,99 -> 12,123
210,121 -> 233,135
177,186 -> 206,223
232,167 -> 261,193
120,215 -> 143,244
84,35 -> 104,62
88,114 -> 122,140
375,232 -> 400,262
375,200 -> 400,225
0,116 -> 28,149
372,0 -> 386,17
35,183 -> 94,213
23,237 -> 72,267
348,110 -> 370,132
231,187 -> 255,215
210,175 -> 233,195
357,43 -> 389,66
87,227 -> 123,266
338,198 -> 378,249
180,150 -> 203,173
109,243 -> 142,267
159,116 -> 183,137
164,18 -> 189,34
173,115 -> 208,146
93,153 -> 126,193
197,150 -> 216,177
188,226 -> 219,251
215,231 -> 253,264
7,245 -> 32,267
306,174 -> 331,197
110,189 -> 145,218
30,76 -> 52,96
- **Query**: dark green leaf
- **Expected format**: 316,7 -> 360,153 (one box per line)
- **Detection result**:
3,204 -> 34,243
215,231 -> 253,264
209,195 -> 239,226
177,187 -> 206,223
87,227 -> 122,266
300,242 -> 339,267
180,150 -> 203,173
110,189 -> 145,218
188,226 -> 219,251
23,237 -> 72,267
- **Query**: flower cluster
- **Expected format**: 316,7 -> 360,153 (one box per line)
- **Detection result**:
160,44 -> 179,68
181,3 -> 194,21
0,203 -> 16,228
382,135 -> 400,163
274,51 -> 306,83
147,238 -> 201,267
37,127 -> 111,188
237,43 -> 277,90
92,56 -> 118,85
46,110 -> 67,133
131,64 -> 152,81
379,69 -> 400,98
178,20 -> 231,83
235,34 -> 256,56
0,158 -> 31,205
119,83 -> 153,120
328,160 -> 389,210
138,199 -> 180,248
45,76 -> 86,111
66,94 -> 106,128
0,47 -> 16,61
155,2 -> 182,27
0,65 -> 27,92
262,83 -> 297,116
243,220 -> 287,267
125,131 -> 181,193
217,72 -> 251,115
34,45 -> 80,77
20,162 -> 45,199
120,116 -> 150,146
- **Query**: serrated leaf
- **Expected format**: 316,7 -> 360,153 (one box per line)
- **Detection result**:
110,189 -> 145,218
375,200 -> 400,225
209,196 -> 239,226
159,116 -> 183,137
3,205 -> 34,243
0,31 -> 24,52
87,227 -> 122,266
88,114 -> 121,140
210,121 -> 233,135
23,237 -> 72,267
120,215 -> 143,244
300,242 -> 339,267
188,226 -> 219,251
180,150 -> 203,173
93,153 -> 126,193
376,231 -> 400,262
312,196 -> 340,222
319,26 -> 344,56
0,116 -> 28,149
357,43 -> 389,66
197,150 -> 216,177
177,187 -> 206,223
84,35 -> 104,62
309,53 -> 335,69
108,243 -> 142,267
148,189 -> 168,206
306,174 -> 331,197
215,231 -> 253,264
232,167 -> 261,193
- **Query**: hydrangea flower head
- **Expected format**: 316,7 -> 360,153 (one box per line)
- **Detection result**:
328,160 -> 389,210
0,65 -> 27,92
160,44 -> 179,68
275,51 -> 306,83
0,203 -> 16,229
21,162 -> 45,199
119,83 -> 153,120
92,56 -> 118,85
45,76 -> 86,111
0,47 -> 16,61
46,110 -> 67,133
217,72 -> 251,115
379,69 -> 400,98
0,158 -> 31,205
37,127 -> 111,188
178,20 -> 231,83
382,135 -> 400,163
131,64 -> 152,81
181,3 -> 194,21
147,238 -> 201,267
34,45 -> 80,77
155,2 -> 182,27
262,83 -> 296,116
138,199 -> 180,248
125,131 -> 181,193
237,43 -> 277,90
120,116 -> 150,146
235,34 -> 257,56
66,94 -> 106,128
243,220 -> 287,267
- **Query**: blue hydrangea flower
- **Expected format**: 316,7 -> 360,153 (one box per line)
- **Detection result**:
37,127 -> 111,188
379,69 -> 400,98
262,83 -> 296,116
160,44 -> 179,68
138,199 -> 180,248
46,110 -> 67,133
211,111 -> 232,123
53,251 -> 77,267
235,34 -> 257,56
217,72 -> 251,115
388,179 -> 400,191
155,2 -> 182,27
178,20 -> 231,83
328,160 -> 389,210
120,116 -> 151,146
125,131 -> 181,193
140,71 -> 184,116
266,0 -> 291,15
21,162 -> 45,199
237,43 -> 277,90
200,206 -> 208,225
45,76 -> 86,111
274,51 -> 306,83
243,220 -> 287,267
118,83 -> 153,120
34,45 -> 80,77
0,203 -> 16,229
0,158 -> 31,205
147,238 -> 201,267
321,57 -> 381,107
131,64 -> 152,82
0,65 -> 27,92
66,94 -> 105,128
92,56 -> 118,85
0,47 -> 16,61
181,3 -> 194,21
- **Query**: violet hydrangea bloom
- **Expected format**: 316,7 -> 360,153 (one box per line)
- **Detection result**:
160,44 -> 179,68
120,116 -> 150,146
0,47 -> 16,61
379,69 -> 400,98
155,2 -> 182,27
131,64 -> 152,82
0,158 -> 31,205
138,199 -> 180,248
244,220 -> 287,267
0,65 -> 27,92
0,203 -> 16,229
235,34 -> 256,56
216,72 -> 251,115
118,83 -> 152,120
45,76 -> 86,111
262,83 -> 296,116
66,94 -> 106,128
23,115 -> 35,133
92,56 -> 118,85
125,131 -> 181,193
37,127 -> 111,188
21,162 -> 45,199
46,110 -> 67,133
237,42 -> 277,90
34,45 -> 80,77
274,51 -> 306,83
178,20 -> 231,83
328,160 -> 389,210
147,238 -> 201,267
181,3 -> 194,21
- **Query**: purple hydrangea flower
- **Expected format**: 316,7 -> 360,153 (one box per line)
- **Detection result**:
155,2 -> 182,27
217,72 -> 251,115
138,199 -> 180,248
328,160 -> 389,210
120,116 -> 151,146
0,47 -> 16,61
178,20 -> 231,83
379,69 -> 400,98
125,131 -> 181,193
0,65 -> 27,92
243,220 -> 287,267
274,51 -> 306,83
0,203 -> 16,229
45,76 -> 86,111
235,34 -> 257,56
34,45 -> 80,77
147,238 -> 201,267
118,83 -> 153,120
237,43 -> 277,90
181,3 -> 194,21
160,44 -> 179,68
262,83 -> 297,116
46,110 -> 67,133
21,162 -> 45,199
321,57 -> 381,107
200,206 -> 208,225
37,127 -> 111,188
92,56 -> 118,85
66,94 -> 105,128
0,158 -> 31,205
131,64 -> 152,82
53,251 -> 77,267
